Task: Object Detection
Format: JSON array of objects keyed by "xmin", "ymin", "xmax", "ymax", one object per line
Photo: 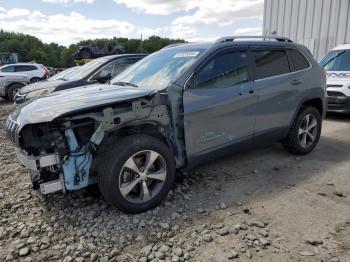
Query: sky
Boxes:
[{"xmin": 0, "ymin": 0, "xmax": 263, "ymax": 46}]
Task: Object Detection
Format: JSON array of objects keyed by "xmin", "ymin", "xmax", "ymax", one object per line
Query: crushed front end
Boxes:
[
  {"xmin": 5, "ymin": 115, "xmax": 95, "ymax": 195},
  {"xmin": 5, "ymin": 92, "xmax": 170, "ymax": 196}
]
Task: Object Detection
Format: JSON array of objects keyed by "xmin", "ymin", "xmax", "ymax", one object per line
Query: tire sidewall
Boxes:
[
  {"xmin": 7, "ymin": 84, "xmax": 23, "ymax": 102},
  {"xmin": 292, "ymin": 107, "xmax": 322, "ymax": 154},
  {"xmin": 99, "ymin": 135, "xmax": 175, "ymax": 213}
]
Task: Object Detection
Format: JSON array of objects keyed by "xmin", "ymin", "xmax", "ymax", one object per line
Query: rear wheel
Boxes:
[
  {"xmin": 30, "ymin": 77, "xmax": 41, "ymax": 83},
  {"xmin": 283, "ymin": 106, "xmax": 322, "ymax": 155},
  {"xmin": 7, "ymin": 83, "xmax": 23, "ymax": 102},
  {"xmin": 98, "ymin": 134, "xmax": 176, "ymax": 213}
]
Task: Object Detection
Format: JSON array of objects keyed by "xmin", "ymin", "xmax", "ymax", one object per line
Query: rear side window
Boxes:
[
  {"xmin": 253, "ymin": 50, "xmax": 291, "ymax": 80},
  {"xmin": 286, "ymin": 49, "xmax": 310, "ymax": 71},
  {"xmin": 15, "ymin": 65, "xmax": 37, "ymax": 72},
  {"xmin": 195, "ymin": 51, "xmax": 249, "ymax": 89}
]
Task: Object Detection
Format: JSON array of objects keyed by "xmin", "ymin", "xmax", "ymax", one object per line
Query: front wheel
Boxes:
[
  {"xmin": 98, "ymin": 135, "xmax": 176, "ymax": 213},
  {"xmin": 283, "ymin": 106, "xmax": 322, "ymax": 155},
  {"xmin": 7, "ymin": 83, "xmax": 23, "ymax": 102}
]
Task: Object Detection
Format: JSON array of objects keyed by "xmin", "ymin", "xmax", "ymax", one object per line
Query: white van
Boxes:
[{"xmin": 320, "ymin": 44, "xmax": 350, "ymax": 113}]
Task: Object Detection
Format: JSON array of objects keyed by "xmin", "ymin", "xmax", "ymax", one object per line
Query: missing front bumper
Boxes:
[
  {"xmin": 15, "ymin": 148, "xmax": 60, "ymax": 171},
  {"xmin": 16, "ymin": 148, "xmax": 64, "ymax": 195}
]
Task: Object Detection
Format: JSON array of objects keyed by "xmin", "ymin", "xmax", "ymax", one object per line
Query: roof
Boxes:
[
  {"xmin": 331, "ymin": 43, "xmax": 350, "ymax": 51},
  {"xmin": 163, "ymin": 36, "xmax": 298, "ymax": 51},
  {"xmin": 1, "ymin": 63, "xmax": 42, "ymax": 67}
]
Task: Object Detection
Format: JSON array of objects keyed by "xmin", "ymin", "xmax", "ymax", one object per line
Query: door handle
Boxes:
[{"xmin": 291, "ymin": 79, "xmax": 302, "ymax": 85}]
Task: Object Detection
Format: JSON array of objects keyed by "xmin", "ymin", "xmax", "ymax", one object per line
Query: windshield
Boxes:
[
  {"xmin": 320, "ymin": 50, "xmax": 350, "ymax": 71},
  {"xmin": 66, "ymin": 57, "xmax": 108, "ymax": 80},
  {"xmin": 49, "ymin": 66, "xmax": 79, "ymax": 81},
  {"xmin": 111, "ymin": 48, "xmax": 205, "ymax": 89}
]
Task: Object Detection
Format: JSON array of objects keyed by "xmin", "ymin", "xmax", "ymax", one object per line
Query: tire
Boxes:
[
  {"xmin": 283, "ymin": 106, "xmax": 322, "ymax": 155},
  {"xmin": 30, "ymin": 77, "xmax": 41, "ymax": 83},
  {"xmin": 7, "ymin": 83, "xmax": 23, "ymax": 102},
  {"xmin": 98, "ymin": 134, "xmax": 176, "ymax": 213},
  {"xmin": 80, "ymin": 49, "xmax": 92, "ymax": 59}
]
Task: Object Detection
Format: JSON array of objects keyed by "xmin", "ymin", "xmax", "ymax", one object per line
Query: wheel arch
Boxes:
[
  {"xmin": 91, "ymin": 122, "xmax": 176, "ymax": 175},
  {"xmin": 5, "ymin": 81, "xmax": 25, "ymax": 95},
  {"xmin": 290, "ymin": 97, "xmax": 324, "ymax": 128},
  {"xmin": 107, "ymin": 122, "xmax": 173, "ymax": 149}
]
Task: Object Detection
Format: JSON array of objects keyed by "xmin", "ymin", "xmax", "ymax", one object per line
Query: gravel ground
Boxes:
[{"xmin": 0, "ymin": 99, "xmax": 350, "ymax": 262}]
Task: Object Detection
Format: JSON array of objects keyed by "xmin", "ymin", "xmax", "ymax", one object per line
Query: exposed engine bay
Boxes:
[{"xmin": 9, "ymin": 93, "xmax": 178, "ymax": 195}]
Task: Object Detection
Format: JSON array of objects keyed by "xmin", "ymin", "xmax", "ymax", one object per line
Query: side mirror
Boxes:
[{"xmin": 95, "ymin": 73, "xmax": 111, "ymax": 84}]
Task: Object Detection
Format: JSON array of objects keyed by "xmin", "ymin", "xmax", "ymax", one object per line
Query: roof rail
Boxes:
[
  {"xmin": 161, "ymin": 43, "xmax": 184, "ymax": 49},
  {"xmin": 214, "ymin": 36, "xmax": 293, "ymax": 44}
]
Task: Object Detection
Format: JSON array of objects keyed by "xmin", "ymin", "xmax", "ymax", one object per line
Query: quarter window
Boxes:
[
  {"xmin": 253, "ymin": 50, "xmax": 291, "ymax": 80},
  {"xmin": 286, "ymin": 49, "xmax": 310, "ymax": 71},
  {"xmin": 195, "ymin": 51, "xmax": 249, "ymax": 89}
]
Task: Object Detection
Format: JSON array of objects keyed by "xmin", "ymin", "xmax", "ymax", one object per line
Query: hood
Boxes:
[
  {"xmin": 19, "ymin": 79, "xmax": 67, "ymax": 94},
  {"xmin": 12, "ymin": 84, "xmax": 158, "ymax": 128}
]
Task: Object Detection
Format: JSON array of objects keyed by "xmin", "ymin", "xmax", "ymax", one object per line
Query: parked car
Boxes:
[
  {"xmin": 6, "ymin": 36, "xmax": 326, "ymax": 213},
  {"xmin": 0, "ymin": 73, "xmax": 30, "ymax": 101},
  {"xmin": 15, "ymin": 54, "xmax": 146, "ymax": 104},
  {"xmin": 320, "ymin": 44, "xmax": 350, "ymax": 113},
  {"xmin": 73, "ymin": 44, "xmax": 125, "ymax": 60},
  {"xmin": 0, "ymin": 63, "xmax": 49, "ymax": 83}
]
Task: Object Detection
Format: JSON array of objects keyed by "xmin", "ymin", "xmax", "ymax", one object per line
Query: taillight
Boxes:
[{"xmin": 44, "ymin": 68, "xmax": 49, "ymax": 77}]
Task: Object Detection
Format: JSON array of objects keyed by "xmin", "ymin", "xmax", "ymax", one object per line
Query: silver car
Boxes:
[{"xmin": 0, "ymin": 73, "xmax": 30, "ymax": 101}]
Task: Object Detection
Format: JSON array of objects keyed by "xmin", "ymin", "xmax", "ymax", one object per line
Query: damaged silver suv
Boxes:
[{"xmin": 6, "ymin": 36, "xmax": 326, "ymax": 213}]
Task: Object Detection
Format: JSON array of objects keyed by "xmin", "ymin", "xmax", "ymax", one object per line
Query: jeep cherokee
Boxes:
[{"xmin": 6, "ymin": 36, "xmax": 326, "ymax": 213}]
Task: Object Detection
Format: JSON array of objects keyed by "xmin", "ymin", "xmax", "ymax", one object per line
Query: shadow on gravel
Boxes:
[
  {"xmin": 326, "ymin": 112, "xmax": 350, "ymax": 122},
  {"xmin": 43, "ymin": 132, "xmax": 350, "ymax": 226}
]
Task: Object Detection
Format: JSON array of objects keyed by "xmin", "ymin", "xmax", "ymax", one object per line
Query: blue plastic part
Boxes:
[{"xmin": 63, "ymin": 129, "xmax": 92, "ymax": 190}]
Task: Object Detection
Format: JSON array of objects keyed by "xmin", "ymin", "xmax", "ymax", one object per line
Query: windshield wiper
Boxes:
[{"xmin": 112, "ymin": 81, "xmax": 138, "ymax": 87}]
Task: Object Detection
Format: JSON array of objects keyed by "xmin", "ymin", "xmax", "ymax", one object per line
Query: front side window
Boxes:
[
  {"xmin": 195, "ymin": 51, "xmax": 249, "ymax": 89},
  {"xmin": 1, "ymin": 66, "xmax": 15, "ymax": 72},
  {"xmin": 111, "ymin": 48, "xmax": 205, "ymax": 90},
  {"xmin": 253, "ymin": 50, "xmax": 291, "ymax": 80},
  {"xmin": 321, "ymin": 50, "xmax": 350, "ymax": 71}
]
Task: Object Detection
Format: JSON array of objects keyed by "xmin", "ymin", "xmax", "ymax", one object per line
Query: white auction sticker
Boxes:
[{"xmin": 174, "ymin": 51, "xmax": 199, "ymax": 58}]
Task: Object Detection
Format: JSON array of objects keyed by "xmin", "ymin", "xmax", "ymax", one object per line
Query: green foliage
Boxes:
[{"xmin": 0, "ymin": 31, "xmax": 186, "ymax": 68}]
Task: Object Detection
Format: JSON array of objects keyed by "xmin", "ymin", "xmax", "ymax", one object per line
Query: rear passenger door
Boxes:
[
  {"xmin": 183, "ymin": 47, "xmax": 258, "ymax": 157},
  {"xmin": 251, "ymin": 47, "xmax": 303, "ymax": 138},
  {"xmin": 15, "ymin": 65, "xmax": 38, "ymax": 78}
]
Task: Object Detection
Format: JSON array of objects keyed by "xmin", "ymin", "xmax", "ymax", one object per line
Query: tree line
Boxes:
[{"xmin": 0, "ymin": 30, "xmax": 185, "ymax": 68}]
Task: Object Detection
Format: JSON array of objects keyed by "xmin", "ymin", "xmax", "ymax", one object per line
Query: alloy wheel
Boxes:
[
  {"xmin": 298, "ymin": 114, "xmax": 318, "ymax": 148},
  {"xmin": 119, "ymin": 150, "xmax": 167, "ymax": 204}
]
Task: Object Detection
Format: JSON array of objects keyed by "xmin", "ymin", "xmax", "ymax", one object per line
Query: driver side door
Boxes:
[{"xmin": 183, "ymin": 47, "xmax": 258, "ymax": 162}]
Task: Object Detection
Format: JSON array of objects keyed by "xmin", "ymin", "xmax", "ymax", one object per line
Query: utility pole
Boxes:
[{"xmin": 140, "ymin": 34, "xmax": 143, "ymax": 53}]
